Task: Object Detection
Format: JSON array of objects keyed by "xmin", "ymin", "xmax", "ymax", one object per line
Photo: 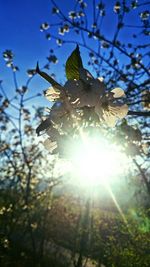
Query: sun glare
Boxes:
[{"xmin": 69, "ymin": 136, "xmax": 129, "ymax": 187}]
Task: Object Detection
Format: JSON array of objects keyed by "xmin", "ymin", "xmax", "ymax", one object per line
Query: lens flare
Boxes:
[{"xmin": 69, "ymin": 136, "xmax": 129, "ymax": 187}]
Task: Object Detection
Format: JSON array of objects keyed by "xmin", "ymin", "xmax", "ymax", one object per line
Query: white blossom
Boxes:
[
  {"xmin": 64, "ymin": 68, "xmax": 105, "ymax": 107},
  {"xmin": 95, "ymin": 88, "xmax": 128, "ymax": 127},
  {"xmin": 43, "ymin": 69, "xmax": 128, "ymax": 130},
  {"xmin": 43, "ymin": 138, "xmax": 57, "ymax": 153},
  {"xmin": 40, "ymin": 23, "xmax": 49, "ymax": 32},
  {"xmin": 44, "ymin": 87, "xmax": 61, "ymax": 101}
]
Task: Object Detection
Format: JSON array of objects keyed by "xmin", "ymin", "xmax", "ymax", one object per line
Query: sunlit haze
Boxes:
[{"xmin": 66, "ymin": 136, "xmax": 130, "ymax": 187}]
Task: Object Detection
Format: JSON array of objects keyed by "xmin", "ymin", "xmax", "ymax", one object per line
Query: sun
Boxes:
[{"xmin": 69, "ymin": 136, "xmax": 129, "ymax": 187}]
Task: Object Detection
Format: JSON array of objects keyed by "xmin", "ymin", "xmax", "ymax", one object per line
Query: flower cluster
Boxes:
[
  {"xmin": 36, "ymin": 46, "xmax": 128, "ymax": 156},
  {"xmin": 3, "ymin": 50, "xmax": 19, "ymax": 71},
  {"xmin": 44, "ymin": 69, "xmax": 128, "ymax": 124}
]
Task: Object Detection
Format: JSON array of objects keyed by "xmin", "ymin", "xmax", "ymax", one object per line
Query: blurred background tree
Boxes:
[{"xmin": 0, "ymin": 0, "xmax": 150, "ymax": 266}]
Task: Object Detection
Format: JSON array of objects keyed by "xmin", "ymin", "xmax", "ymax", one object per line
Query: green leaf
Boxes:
[{"xmin": 65, "ymin": 45, "xmax": 83, "ymax": 80}]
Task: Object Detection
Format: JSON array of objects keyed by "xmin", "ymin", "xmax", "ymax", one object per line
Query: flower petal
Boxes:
[
  {"xmin": 97, "ymin": 77, "xmax": 104, "ymax": 82},
  {"xmin": 109, "ymin": 104, "xmax": 128, "ymax": 119},
  {"xmin": 43, "ymin": 138, "xmax": 57, "ymax": 152},
  {"xmin": 103, "ymin": 112, "xmax": 117, "ymax": 127},
  {"xmin": 95, "ymin": 102, "xmax": 128, "ymax": 127},
  {"xmin": 111, "ymin": 88, "xmax": 125, "ymax": 98},
  {"xmin": 95, "ymin": 104, "xmax": 118, "ymax": 127},
  {"xmin": 44, "ymin": 87, "xmax": 60, "ymax": 101}
]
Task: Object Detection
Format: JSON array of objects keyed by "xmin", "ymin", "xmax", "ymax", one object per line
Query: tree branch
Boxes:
[{"xmin": 128, "ymin": 110, "xmax": 150, "ymax": 116}]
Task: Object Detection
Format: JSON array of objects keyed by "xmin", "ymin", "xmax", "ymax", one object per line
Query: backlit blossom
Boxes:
[
  {"xmin": 95, "ymin": 88, "xmax": 128, "ymax": 127},
  {"xmin": 43, "ymin": 138, "xmax": 57, "ymax": 153},
  {"xmin": 64, "ymin": 68, "xmax": 128, "ymax": 127},
  {"xmin": 37, "ymin": 66, "xmax": 128, "ymax": 155},
  {"xmin": 43, "ymin": 68, "xmax": 128, "ymax": 128},
  {"xmin": 44, "ymin": 87, "xmax": 61, "ymax": 102},
  {"xmin": 64, "ymin": 68, "xmax": 105, "ymax": 107}
]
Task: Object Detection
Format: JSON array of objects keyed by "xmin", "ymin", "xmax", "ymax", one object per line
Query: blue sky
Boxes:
[
  {"xmin": 0, "ymin": 0, "xmax": 52, "ymax": 98},
  {"xmin": 0, "ymin": 0, "xmax": 149, "ymax": 102},
  {"xmin": 0, "ymin": 0, "xmax": 52, "ymax": 67}
]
